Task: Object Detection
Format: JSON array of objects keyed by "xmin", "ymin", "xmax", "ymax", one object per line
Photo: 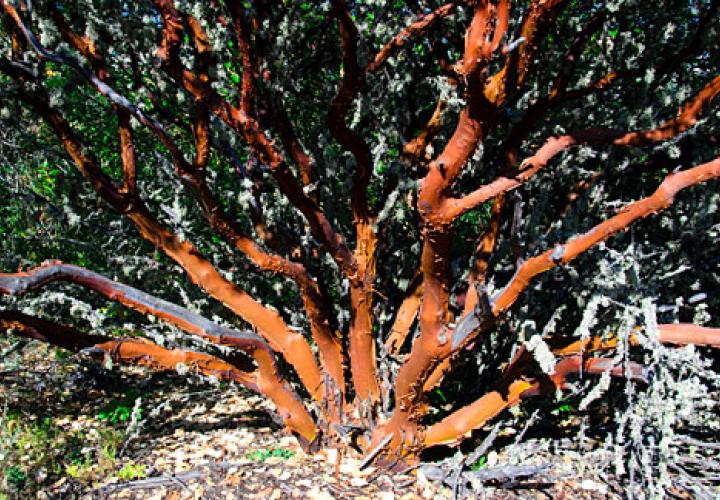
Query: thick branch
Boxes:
[
  {"xmin": 424, "ymin": 356, "xmax": 645, "ymax": 447},
  {"xmin": 446, "ymin": 158, "xmax": 720, "ymax": 355},
  {"xmin": 11, "ymin": 87, "xmax": 326, "ymax": 404},
  {"xmin": 490, "ymin": 157, "xmax": 720, "ymax": 316},
  {"xmin": 654, "ymin": 324, "xmax": 720, "ymax": 348},
  {"xmin": 0, "ymin": 3, "xmax": 342, "ymax": 404},
  {"xmin": 327, "ymin": 0, "xmax": 382, "ymax": 402},
  {"xmin": 0, "ymin": 262, "xmax": 267, "ymax": 351},
  {"xmin": 0, "ymin": 310, "xmax": 317, "ymax": 444}
]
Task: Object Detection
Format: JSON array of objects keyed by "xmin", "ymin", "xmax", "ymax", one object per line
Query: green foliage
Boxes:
[
  {"xmin": 0, "ymin": 408, "xmax": 125, "ymax": 493},
  {"xmin": 245, "ymin": 447, "xmax": 295, "ymax": 462},
  {"xmin": 98, "ymin": 391, "xmax": 143, "ymax": 426},
  {"xmin": 117, "ymin": 462, "xmax": 146, "ymax": 481},
  {"xmin": 469, "ymin": 455, "xmax": 487, "ymax": 471},
  {"xmin": 3, "ymin": 466, "xmax": 25, "ymax": 490},
  {"xmin": 452, "ymin": 202, "xmax": 494, "ymax": 255}
]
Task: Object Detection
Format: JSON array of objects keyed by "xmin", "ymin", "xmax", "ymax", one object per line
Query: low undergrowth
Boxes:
[{"xmin": 0, "ymin": 338, "xmax": 147, "ymax": 495}]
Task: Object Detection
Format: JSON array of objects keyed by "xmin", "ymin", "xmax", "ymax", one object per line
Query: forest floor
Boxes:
[{"xmin": 0, "ymin": 336, "xmax": 637, "ymax": 498}]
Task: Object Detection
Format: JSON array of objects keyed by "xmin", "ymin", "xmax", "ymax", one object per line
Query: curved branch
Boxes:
[
  {"xmin": 327, "ymin": 0, "xmax": 374, "ymax": 223},
  {"xmin": 0, "ymin": 310, "xmax": 317, "ymax": 444},
  {"xmin": 502, "ymin": 0, "xmax": 719, "ymax": 168},
  {"xmin": 11, "ymin": 87, "xmax": 326, "ymax": 404},
  {"xmin": 327, "ymin": 0, "xmax": 382, "ymax": 402},
  {"xmin": 48, "ymin": 2, "xmax": 140, "ymax": 193},
  {"xmin": 424, "ymin": 356, "xmax": 646, "ymax": 447},
  {"xmin": 434, "ymin": 157, "xmax": 720, "ymax": 355},
  {"xmin": 443, "ymin": 73, "xmax": 720, "ymax": 221},
  {"xmin": 153, "ymin": 0, "xmax": 357, "ymax": 280},
  {"xmin": 366, "ymin": 2, "xmax": 457, "ymax": 74},
  {"xmin": 429, "ymin": 321, "xmax": 720, "ymax": 447},
  {"xmin": 489, "ymin": 157, "xmax": 720, "ymax": 317},
  {"xmin": 0, "ymin": 3, "xmax": 342, "ymax": 404},
  {"xmin": 401, "ymin": 98, "xmax": 446, "ymax": 167},
  {"xmin": 0, "ymin": 262, "xmax": 266, "ymax": 351}
]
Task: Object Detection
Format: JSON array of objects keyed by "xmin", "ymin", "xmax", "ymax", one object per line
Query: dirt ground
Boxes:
[{"xmin": 0, "ymin": 336, "xmax": 657, "ymax": 499}]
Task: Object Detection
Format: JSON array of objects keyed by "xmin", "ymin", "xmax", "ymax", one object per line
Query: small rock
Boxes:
[
  {"xmin": 350, "ymin": 476, "xmax": 367, "ymax": 487},
  {"xmin": 580, "ymin": 479, "xmax": 607, "ymax": 494}
]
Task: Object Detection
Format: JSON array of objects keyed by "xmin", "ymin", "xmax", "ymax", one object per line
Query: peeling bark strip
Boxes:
[
  {"xmin": 0, "ymin": 311, "xmax": 317, "ymax": 443},
  {"xmin": 385, "ymin": 275, "xmax": 424, "ymax": 354}
]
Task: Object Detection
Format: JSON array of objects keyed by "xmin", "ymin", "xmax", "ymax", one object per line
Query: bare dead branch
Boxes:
[{"xmin": 0, "ymin": 262, "xmax": 268, "ymax": 351}]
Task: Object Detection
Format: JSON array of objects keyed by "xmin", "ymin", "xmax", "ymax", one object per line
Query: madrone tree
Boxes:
[{"xmin": 1, "ymin": 0, "xmax": 719, "ymax": 470}]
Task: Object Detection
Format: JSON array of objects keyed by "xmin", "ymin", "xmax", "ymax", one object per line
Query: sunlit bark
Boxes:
[{"xmin": 1, "ymin": 0, "xmax": 718, "ymax": 467}]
